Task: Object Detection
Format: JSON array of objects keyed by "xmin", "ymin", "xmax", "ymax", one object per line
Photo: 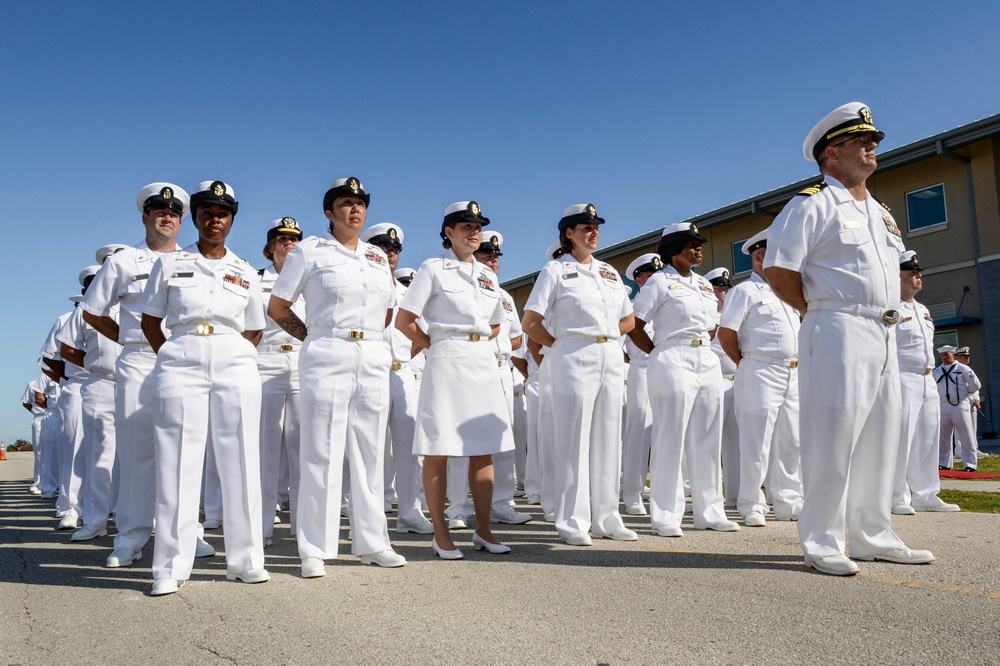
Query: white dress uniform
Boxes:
[
  {"xmin": 58, "ymin": 301, "xmax": 123, "ymax": 531},
  {"xmin": 257, "ymin": 263, "xmax": 304, "ymax": 540},
  {"xmin": 711, "ymin": 332, "xmax": 740, "ymax": 508},
  {"xmin": 520, "ymin": 342, "xmax": 544, "ymax": 502},
  {"xmin": 893, "ymin": 299, "xmax": 949, "ymax": 508},
  {"xmin": 719, "ymin": 272, "xmax": 804, "ymax": 520},
  {"xmin": 934, "ymin": 360, "xmax": 981, "ymax": 470},
  {"xmin": 82, "ymin": 240, "xmax": 180, "ymax": 561},
  {"xmin": 523, "ymin": 254, "xmax": 631, "ymax": 540},
  {"xmin": 765, "ymin": 176, "xmax": 908, "ymax": 561},
  {"xmin": 24, "ymin": 376, "xmax": 49, "ymax": 490},
  {"xmin": 50, "ymin": 310, "xmax": 88, "ymax": 524},
  {"xmin": 142, "ymin": 244, "xmax": 266, "ymax": 581},
  {"xmin": 271, "ymin": 231, "xmax": 395, "ymax": 561},
  {"xmin": 622, "ymin": 325, "xmax": 653, "ymax": 509},
  {"xmin": 38, "ymin": 372, "xmax": 62, "ymax": 496},
  {"xmin": 400, "ymin": 250, "xmax": 513, "ymax": 457},
  {"xmin": 632, "ymin": 265, "xmax": 732, "ymax": 532}
]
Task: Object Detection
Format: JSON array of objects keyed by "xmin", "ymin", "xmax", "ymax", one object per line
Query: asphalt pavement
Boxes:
[{"xmin": 2, "ymin": 451, "xmax": 998, "ymax": 665}]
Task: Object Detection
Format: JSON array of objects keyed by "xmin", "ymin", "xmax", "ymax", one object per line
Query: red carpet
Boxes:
[{"xmin": 939, "ymin": 469, "xmax": 1000, "ymax": 479}]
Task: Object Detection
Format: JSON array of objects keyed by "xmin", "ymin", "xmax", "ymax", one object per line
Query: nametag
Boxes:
[
  {"xmin": 262, "ymin": 287, "xmax": 272, "ymax": 293},
  {"xmin": 562, "ymin": 273, "xmax": 578, "ymax": 280},
  {"xmin": 669, "ymin": 283, "xmax": 684, "ymax": 290},
  {"xmin": 131, "ymin": 273, "xmax": 150, "ymax": 282},
  {"xmin": 171, "ymin": 272, "xmax": 194, "ymax": 278},
  {"xmin": 843, "ymin": 221, "xmax": 861, "ymax": 229},
  {"xmin": 902, "ymin": 316, "xmax": 912, "ymax": 323},
  {"xmin": 761, "ymin": 298, "xmax": 773, "ymax": 304}
]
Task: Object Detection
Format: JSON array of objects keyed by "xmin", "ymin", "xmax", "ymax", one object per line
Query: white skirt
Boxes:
[{"xmin": 413, "ymin": 339, "xmax": 515, "ymax": 457}]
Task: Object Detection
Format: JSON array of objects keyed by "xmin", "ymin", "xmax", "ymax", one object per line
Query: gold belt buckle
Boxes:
[
  {"xmin": 882, "ymin": 309, "xmax": 899, "ymax": 326},
  {"xmin": 196, "ymin": 323, "xmax": 214, "ymax": 335},
  {"xmin": 391, "ymin": 361, "xmax": 402, "ymax": 371},
  {"xmin": 596, "ymin": 336, "xmax": 608, "ymax": 343},
  {"xmin": 468, "ymin": 333, "xmax": 481, "ymax": 342},
  {"xmin": 349, "ymin": 329, "xmax": 365, "ymax": 340},
  {"xmin": 923, "ymin": 368, "xmax": 931, "ymax": 375},
  {"xmin": 279, "ymin": 344, "xmax": 294, "ymax": 352},
  {"xmin": 691, "ymin": 338, "xmax": 703, "ymax": 347},
  {"xmin": 789, "ymin": 359, "xmax": 799, "ymax": 369},
  {"xmin": 497, "ymin": 359, "xmax": 504, "ymax": 367}
]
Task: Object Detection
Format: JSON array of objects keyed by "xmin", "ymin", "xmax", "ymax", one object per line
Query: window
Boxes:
[
  {"xmin": 933, "ymin": 329, "xmax": 959, "ymax": 365},
  {"xmin": 731, "ymin": 240, "xmax": 753, "ymax": 275},
  {"xmin": 905, "ymin": 184, "xmax": 947, "ymax": 232}
]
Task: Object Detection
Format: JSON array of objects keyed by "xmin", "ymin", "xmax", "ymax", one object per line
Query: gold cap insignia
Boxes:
[
  {"xmin": 469, "ymin": 201, "xmax": 480, "ymax": 216},
  {"xmin": 911, "ymin": 253, "xmax": 918, "ymax": 263},
  {"xmin": 491, "ymin": 235, "xmax": 500, "ymax": 248},
  {"xmin": 653, "ymin": 257, "xmax": 662, "ymax": 268},
  {"xmin": 211, "ymin": 181, "xmax": 226, "ymax": 197},
  {"xmin": 860, "ymin": 106, "xmax": 873, "ymax": 124},
  {"xmin": 389, "ymin": 228, "xmax": 397, "ymax": 239},
  {"xmin": 347, "ymin": 177, "xmax": 360, "ymax": 192},
  {"xmin": 160, "ymin": 186, "xmax": 173, "ymax": 200},
  {"xmin": 722, "ymin": 269, "xmax": 729, "ymax": 279},
  {"xmin": 281, "ymin": 217, "xmax": 299, "ymax": 230},
  {"xmin": 691, "ymin": 223, "xmax": 700, "ymax": 235},
  {"xmin": 585, "ymin": 203, "xmax": 597, "ymax": 218}
]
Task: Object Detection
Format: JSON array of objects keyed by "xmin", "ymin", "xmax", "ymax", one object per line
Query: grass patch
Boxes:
[
  {"xmin": 943, "ymin": 454, "xmax": 999, "ymax": 477},
  {"xmin": 937, "ymin": 490, "xmax": 1000, "ymax": 514}
]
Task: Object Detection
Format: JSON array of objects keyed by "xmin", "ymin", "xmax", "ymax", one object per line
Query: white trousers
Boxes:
[
  {"xmin": 387, "ymin": 364, "xmax": 424, "ymax": 525},
  {"xmin": 258, "ymin": 351, "xmax": 301, "ymax": 539},
  {"xmin": 939, "ymin": 401, "xmax": 977, "ymax": 469},
  {"xmin": 152, "ymin": 334, "xmax": 264, "ymax": 580},
  {"xmin": 31, "ymin": 415, "xmax": 43, "ymax": 487},
  {"xmin": 80, "ymin": 373, "xmax": 117, "ymax": 527},
  {"xmin": 522, "ymin": 372, "xmax": 543, "ymax": 498},
  {"xmin": 647, "ymin": 345, "xmax": 728, "ymax": 530},
  {"xmin": 297, "ymin": 336, "xmax": 392, "ymax": 560},
  {"xmin": 202, "ymin": 445, "xmax": 224, "ymax": 524},
  {"xmin": 622, "ymin": 362, "xmax": 652, "ymax": 505},
  {"xmin": 56, "ymin": 380, "xmax": 85, "ymax": 519},
  {"xmin": 537, "ymin": 360, "xmax": 557, "ymax": 514},
  {"xmin": 512, "ymin": 372, "xmax": 528, "ymax": 488},
  {"xmin": 549, "ymin": 338, "xmax": 626, "ymax": 539},
  {"xmin": 797, "ymin": 310, "xmax": 904, "ymax": 560},
  {"xmin": 894, "ymin": 372, "xmax": 943, "ymax": 507},
  {"xmin": 734, "ymin": 359, "xmax": 803, "ymax": 518},
  {"xmin": 719, "ymin": 376, "xmax": 740, "ymax": 506},
  {"xmin": 39, "ymin": 407, "xmax": 61, "ymax": 494},
  {"xmin": 112, "ymin": 347, "xmax": 158, "ymax": 553}
]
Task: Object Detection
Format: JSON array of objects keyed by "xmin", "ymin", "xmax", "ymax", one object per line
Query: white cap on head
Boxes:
[
  {"xmin": 704, "ymin": 267, "xmax": 731, "ymax": 285},
  {"xmin": 937, "ymin": 345, "xmax": 957, "ymax": 354},
  {"xmin": 546, "ymin": 240, "xmax": 562, "ymax": 261},
  {"xmin": 136, "ymin": 182, "xmax": 189, "ymax": 216},
  {"xmin": 79, "ymin": 265, "xmax": 101, "ymax": 286},
  {"xmin": 96, "ymin": 244, "xmax": 130, "ymax": 264},
  {"xmin": 267, "ymin": 217, "xmax": 303, "ymax": 240},
  {"xmin": 660, "ymin": 221, "xmax": 707, "ymax": 242},
  {"xmin": 361, "ymin": 222, "xmax": 404, "ymax": 244},
  {"xmin": 742, "ymin": 230, "xmax": 768, "ymax": 255},
  {"xmin": 803, "ymin": 102, "xmax": 884, "ymax": 163},
  {"xmin": 481, "ymin": 230, "xmax": 504, "ymax": 248},
  {"xmin": 394, "ymin": 267, "xmax": 416, "ymax": 281},
  {"xmin": 626, "ymin": 252, "xmax": 662, "ymax": 280},
  {"xmin": 69, "ymin": 294, "xmax": 82, "ymax": 303}
]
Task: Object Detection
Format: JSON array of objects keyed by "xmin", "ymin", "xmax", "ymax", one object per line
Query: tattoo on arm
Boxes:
[{"xmin": 276, "ymin": 313, "xmax": 308, "ymax": 341}]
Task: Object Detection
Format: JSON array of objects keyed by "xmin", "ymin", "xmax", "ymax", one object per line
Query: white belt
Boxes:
[
  {"xmin": 812, "ymin": 301, "xmax": 899, "ymax": 326},
  {"xmin": 171, "ymin": 322, "xmax": 241, "ymax": 336},
  {"xmin": 899, "ymin": 365, "xmax": 932, "ymax": 375},
  {"xmin": 431, "ymin": 332, "xmax": 487, "ymax": 343},
  {"xmin": 743, "ymin": 351, "xmax": 798, "ymax": 368},
  {"xmin": 310, "ymin": 327, "xmax": 383, "ymax": 341},
  {"xmin": 259, "ymin": 343, "xmax": 299, "ymax": 353},
  {"xmin": 655, "ymin": 336, "xmax": 709, "ymax": 349}
]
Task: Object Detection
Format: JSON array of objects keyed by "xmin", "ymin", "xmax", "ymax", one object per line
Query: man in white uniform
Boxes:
[
  {"xmin": 764, "ymin": 102, "xmax": 935, "ymax": 575},
  {"xmin": 954, "ymin": 347, "xmax": 985, "ymax": 460},
  {"xmin": 705, "ymin": 267, "xmax": 740, "ymax": 510},
  {"xmin": 719, "ymin": 230, "xmax": 804, "ymax": 527},
  {"xmin": 935, "ymin": 345, "xmax": 981, "ymax": 472},
  {"xmin": 892, "ymin": 252, "xmax": 960, "ymax": 513},
  {"xmin": 22, "ymin": 376, "xmax": 49, "ymax": 494}
]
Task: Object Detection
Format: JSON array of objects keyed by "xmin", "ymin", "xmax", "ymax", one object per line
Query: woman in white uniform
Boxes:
[
  {"xmin": 268, "ymin": 177, "xmax": 405, "ymax": 578},
  {"xmin": 521, "ymin": 204, "xmax": 636, "ymax": 546},
  {"xmin": 141, "ymin": 180, "xmax": 269, "ymax": 596},
  {"xmin": 395, "ymin": 201, "xmax": 514, "ymax": 559},
  {"xmin": 629, "ymin": 222, "xmax": 740, "ymax": 536},
  {"xmin": 257, "ymin": 217, "xmax": 304, "ymax": 545}
]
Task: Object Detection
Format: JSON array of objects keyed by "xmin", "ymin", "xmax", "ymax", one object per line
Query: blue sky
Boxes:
[{"xmin": 1, "ymin": 1, "xmax": 997, "ymax": 442}]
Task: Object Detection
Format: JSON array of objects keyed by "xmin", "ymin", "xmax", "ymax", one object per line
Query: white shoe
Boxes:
[
  {"xmin": 432, "ymin": 537, "xmax": 464, "ymax": 560},
  {"xmin": 652, "ymin": 525, "xmax": 683, "ymax": 537},
  {"xmin": 227, "ymin": 568, "xmax": 270, "ymax": 583},
  {"xmin": 543, "ymin": 511, "xmax": 555, "ymax": 522},
  {"xmin": 29, "ymin": 485, "xmax": 41, "ymax": 495},
  {"xmin": 807, "ymin": 554, "xmax": 860, "ymax": 576},
  {"xmin": 600, "ymin": 527, "xmax": 639, "ymax": 541},
  {"xmin": 625, "ymin": 502, "xmax": 647, "ymax": 516},
  {"xmin": 71, "ymin": 524, "xmax": 107, "ymax": 541},
  {"xmin": 360, "ymin": 549, "xmax": 406, "ymax": 567},
  {"xmin": 106, "ymin": 547, "xmax": 141, "ymax": 568},
  {"xmin": 525, "ymin": 494, "xmax": 541, "ymax": 505},
  {"xmin": 151, "ymin": 579, "xmax": 181, "ymax": 596},
  {"xmin": 891, "ymin": 504, "xmax": 916, "ymax": 516},
  {"xmin": 301, "ymin": 557, "xmax": 326, "ymax": 578},
  {"xmin": 273, "ymin": 515, "xmax": 281, "ymax": 524},
  {"xmin": 202, "ymin": 519, "xmax": 222, "ymax": 530},
  {"xmin": 744, "ymin": 511, "xmax": 766, "ymax": 527},
  {"xmin": 264, "ymin": 538, "xmax": 273, "ymax": 547},
  {"xmin": 447, "ymin": 517, "xmax": 467, "ymax": 530},
  {"xmin": 913, "ymin": 500, "xmax": 961, "ymax": 513},
  {"xmin": 561, "ymin": 532, "xmax": 592, "ymax": 546},
  {"xmin": 397, "ymin": 518, "xmax": 434, "ymax": 534},
  {"xmin": 513, "ymin": 485, "xmax": 527, "ymax": 498},
  {"xmin": 700, "ymin": 520, "xmax": 740, "ymax": 532},
  {"xmin": 976, "ymin": 450, "xmax": 989, "ymax": 459},
  {"xmin": 641, "ymin": 486, "xmax": 651, "ymax": 500},
  {"xmin": 491, "ymin": 505, "xmax": 532, "ymax": 525},
  {"xmin": 854, "ymin": 547, "xmax": 935, "ymax": 564},
  {"xmin": 57, "ymin": 514, "xmax": 79, "ymax": 530},
  {"xmin": 195, "ymin": 537, "xmax": 215, "ymax": 558},
  {"xmin": 473, "ymin": 532, "xmax": 511, "ymax": 554}
]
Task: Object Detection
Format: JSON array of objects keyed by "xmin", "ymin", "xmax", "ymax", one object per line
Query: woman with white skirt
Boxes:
[
  {"xmin": 395, "ymin": 200, "xmax": 514, "ymax": 559},
  {"xmin": 521, "ymin": 204, "xmax": 636, "ymax": 546},
  {"xmin": 628, "ymin": 222, "xmax": 741, "ymax": 536}
]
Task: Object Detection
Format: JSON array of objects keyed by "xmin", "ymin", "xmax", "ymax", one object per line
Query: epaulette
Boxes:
[
  {"xmin": 796, "ymin": 182, "xmax": 827, "ymax": 197},
  {"xmin": 257, "ymin": 268, "xmax": 265, "ymax": 277},
  {"xmin": 872, "ymin": 195, "xmax": 891, "ymax": 212}
]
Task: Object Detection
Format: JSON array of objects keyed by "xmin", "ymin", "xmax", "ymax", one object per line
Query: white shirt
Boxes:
[
  {"xmin": 894, "ymin": 299, "xmax": 935, "ymax": 371},
  {"xmin": 385, "ymin": 280, "xmax": 415, "ymax": 362},
  {"xmin": 523, "ymin": 255, "xmax": 632, "ymax": 339},
  {"xmin": 258, "ymin": 264, "xmax": 304, "ymax": 350},
  {"xmin": 719, "ymin": 272, "xmax": 800, "ymax": 360},
  {"xmin": 55, "ymin": 305, "xmax": 122, "ymax": 377},
  {"xmin": 141, "ymin": 244, "xmax": 265, "ymax": 333},
  {"xmin": 399, "ymin": 250, "xmax": 504, "ymax": 341},
  {"xmin": 764, "ymin": 176, "xmax": 905, "ymax": 309},
  {"xmin": 933, "ymin": 362, "xmax": 981, "ymax": 406},
  {"xmin": 82, "ymin": 240, "xmax": 180, "ymax": 345},
  {"xmin": 270, "ymin": 232, "xmax": 393, "ymax": 333},
  {"xmin": 631, "ymin": 265, "xmax": 717, "ymax": 344},
  {"xmin": 493, "ymin": 287, "xmax": 523, "ymax": 361}
]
